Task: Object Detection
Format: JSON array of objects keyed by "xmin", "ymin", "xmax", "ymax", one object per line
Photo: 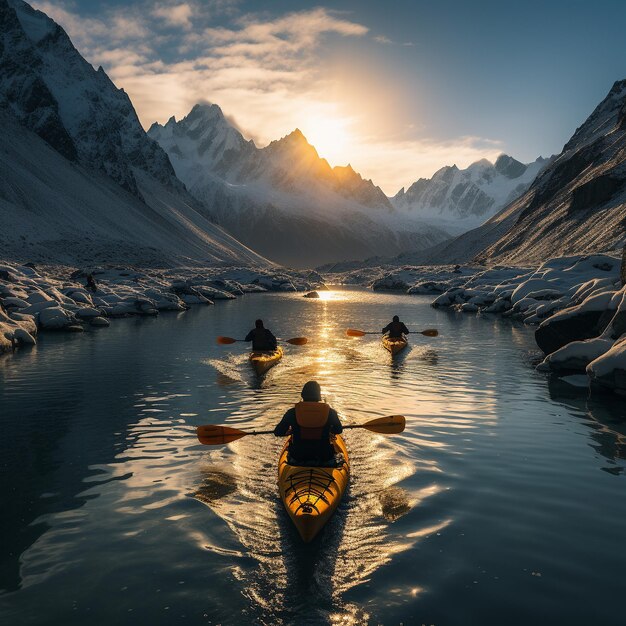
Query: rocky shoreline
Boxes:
[
  {"xmin": 329, "ymin": 252, "xmax": 626, "ymax": 396},
  {"xmin": 0, "ymin": 262, "xmax": 322, "ymax": 355}
]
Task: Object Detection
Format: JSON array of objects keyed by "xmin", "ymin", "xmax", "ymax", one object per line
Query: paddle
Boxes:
[
  {"xmin": 217, "ymin": 336, "xmax": 308, "ymax": 345},
  {"xmin": 346, "ymin": 328, "xmax": 438, "ymax": 337},
  {"xmin": 196, "ymin": 415, "xmax": 405, "ymax": 445}
]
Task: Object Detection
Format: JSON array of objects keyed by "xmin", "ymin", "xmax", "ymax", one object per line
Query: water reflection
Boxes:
[
  {"xmin": 547, "ymin": 375, "xmax": 626, "ymax": 473},
  {"xmin": 1, "ymin": 288, "xmax": 626, "ymax": 626}
]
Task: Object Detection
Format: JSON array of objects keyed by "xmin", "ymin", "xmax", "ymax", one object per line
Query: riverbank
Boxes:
[
  {"xmin": 0, "ymin": 261, "xmax": 322, "ymax": 354},
  {"xmin": 327, "ymin": 253, "xmax": 626, "ymax": 396}
]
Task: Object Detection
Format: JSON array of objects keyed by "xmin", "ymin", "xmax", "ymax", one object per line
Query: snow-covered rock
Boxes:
[
  {"xmin": 2, "ymin": 297, "xmax": 29, "ymax": 309},
  {"xmin": 38, "ymin": 306, "xmax": 77, "ymax": 329},
  {"xmin": 0, "ymin": 261, "xmax": 317, "ymax": 353},
  {"xmin": 538, "ymin": 337, "xmax": 615, "ymax": 372},
  {"xmin": 535, "ymin": 289, "xmax": 618, "ymax": 355},
  {"xmin": 587, "ymin": 335, "xmax": 626, "ymax": 395},
  {"xmin": 76, "ymin": 307, "xmax": 104, "ymax": 318},
  {"xmin": 13, "ymin": 328, "xmax": 36, "ymax": 345}
]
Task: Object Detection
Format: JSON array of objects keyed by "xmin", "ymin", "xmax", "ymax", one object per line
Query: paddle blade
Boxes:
[
  {"xmin": 419, "ymin": 329, "xmax": 439, "ymax": 337},
  {"xmin": 286, "ymin": 337, "xmax": 308, "ymax": 345},
  {"xmin": 346, "ymin": 328, "xmax": 366, "ymax": 337},
  {"xmin": 197, "ymin": 425, "xmax": 247, "ymax": 445},
  {"xmin": 359, "ymin": 415, "xmax": 405, "ymax": 434},
  {"xmin": 217, "ymin": 336, "xmax": 238, "ymax": 345}
]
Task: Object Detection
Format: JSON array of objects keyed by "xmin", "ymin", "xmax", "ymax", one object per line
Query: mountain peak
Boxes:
[
  {"xmin": 285, "ymin": 128, "xmax": 309, "ymax": 144},
  {"xmin": 188, "ymin": 102, "xmax": 224, "ymax": 121},
  {"xmin": 467, "ymin": 158, "xmax": 493, "ymax": 170},
  {"xmin": 494, "ymin": 154, "xmax": 526, "ymax": 178}
]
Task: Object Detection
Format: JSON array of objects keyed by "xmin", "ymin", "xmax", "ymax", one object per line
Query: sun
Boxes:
[{"xmin": 300, "ymin": 116, "xmax": 352, "ymax": 166}]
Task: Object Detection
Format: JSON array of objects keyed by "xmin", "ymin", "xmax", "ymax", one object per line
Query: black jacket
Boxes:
[
  {"xmin": 274, "ymin": 406, "xmax": 343, "ymax": 462},
  {"xmin": 382, "ymin": 321, "xmax": 409, "ymax": 338},
  {"xmin": 244, "ymin": 328, "xmax": 277, "ymax": 351}
]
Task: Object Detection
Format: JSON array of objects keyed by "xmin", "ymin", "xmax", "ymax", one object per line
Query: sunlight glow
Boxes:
[
  {"xmin": 300, "ymin": 117, "xmax": 353, "ymax": 166},
  {"xmin": 316, "ymin": 290, "xmax": 336, "ymax": 301}
]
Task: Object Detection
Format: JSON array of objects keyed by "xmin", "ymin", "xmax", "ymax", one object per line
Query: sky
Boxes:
[{"xmin": 31, "ymin": 0, "xmax": 626, "ymax": 194}]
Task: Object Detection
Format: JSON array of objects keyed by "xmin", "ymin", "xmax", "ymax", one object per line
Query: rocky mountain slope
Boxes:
[
  {"xmin": 0, "ymin": 111, "xmax": 267, "ymax": 266},
  {"xmin": 392, "ymin": 155, "xmax": 549, "ymax": 234},
  {"xmin": 149, "ymin": 104, "xmax": 450, "ymax": 267},
  {"xmin": 0, "ymin": 0, "xmax": 269, "ymax": 267},
  {"xmin": 393, "ymin": 80, "xmax": 626, "ymax": 266}
]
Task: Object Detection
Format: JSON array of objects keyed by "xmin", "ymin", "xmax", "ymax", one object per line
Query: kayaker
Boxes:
[
  {"xmin": 382, "ymin": 315, "xmax": 409, "ymax": 338},
  {"xmin": 274, "ymin": 381, "xmax": 343, "ymax": 465},
  {"xmin": 245, "ymin": 319, "xmax": 278, "ymax": 351}
]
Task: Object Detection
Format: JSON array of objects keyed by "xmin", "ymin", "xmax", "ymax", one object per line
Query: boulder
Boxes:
[
  {"xmin": 90, "ymin": 317, "xmax": 110, "ymax": 327},
  {"xmin": 39, "ymin": 307, "xmax": 78, "ymax": 330},
  {"xmin": 460, "ymin": 302, "xmax": 479, "ymax": 312},
  {"xmin": 21, "ymin": 300, "xmax": 60, "ymax": 315},
  {"xmin": 2, "ymin": 297, "xmax": 29, "ymax": 309},
  {"xmin": 76, "ymin": 307, "xmax": 103, "ymax": 318},
  {"xmin": 538, "ymin": 337, "xmax": 614, "ymax": 372},
  {"xmin": 304, "ymin": 291, "xmax": 320, "ymax": 298},
  {"xmin": 155, "ymin": 298, "xmax": 187, "ymax": 311},
  {"xmin": 67, "ymin": 290, "xmax": 94, "ymax": 305},
  {"xmin": 26, "ymin": 291, "xmax": 53, "ymax": 304},
  {"xmin": 587, "ymin": 335, "xmax": 626, "ymax": 395},
  {"xmin": 535, "ymin": 291, "xmax": 616, "ymax": 355},
  {"xmin": 13, "ymin": 328, "xmax": 36, "ymax": 345}
]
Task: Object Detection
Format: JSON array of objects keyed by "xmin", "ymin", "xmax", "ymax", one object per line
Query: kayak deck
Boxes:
[
  {"xmin": 249, "ymin": 346, "xmax": 283, "ymax": 375},
  {"xmin": 382, "ymin": 335, "xmax": 408, "ymax": 355},
  {"xmin": 277, "ymin": 435, "xmax": 350, "ymax": 542}
]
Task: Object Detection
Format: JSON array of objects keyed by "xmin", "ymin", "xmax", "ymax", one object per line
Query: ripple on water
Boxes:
[{"xmin": 2, "ymin": 288, "xmax": 626, "ymax": 626}]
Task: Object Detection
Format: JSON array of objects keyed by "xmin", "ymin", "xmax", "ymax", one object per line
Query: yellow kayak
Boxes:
[
  {"xmin": 277, "ymin": 435, "xmax": 350, "ymax": 542},
  {"xmin": 382, "ymin": 335, "xmax": 408, "ymax": 355},
  {"xmin": 249, "ymin": 346, "xmax": 283, "ymax": 375}
]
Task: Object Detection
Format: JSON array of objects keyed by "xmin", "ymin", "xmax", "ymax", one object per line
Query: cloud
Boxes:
[
  {"xmin": 152, "ymin": 3, "xmax": 194, "ymax": 29},
  {"xmin": 30, "ymin": 1, "xmax": 502, "ymax": 192},
  {"xmin": 373, "ymin": 35, "xmax": 392, "ymax": 44}
]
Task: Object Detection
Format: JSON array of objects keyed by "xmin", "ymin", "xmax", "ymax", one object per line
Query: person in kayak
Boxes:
[
  {"xmin": 274, "ymin": 381, "xmax": 343, "ymax": 465},
  {"xmin": 245, "ymin": 319, "xmax": 278, "ymax": 351},
  {"xmin": 382, "ymin": 315, "xmax": 409, "ymax": 338}
]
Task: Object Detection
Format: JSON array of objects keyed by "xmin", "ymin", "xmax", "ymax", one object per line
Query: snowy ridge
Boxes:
[
  {"xmin": 392, "ymin": 155, "xmax": 549, "ymax": 234},
  {"xmin": 149, "ymin": 104, "xmax": 450, "ymax": 267},
  {"xmin": 0, "ymin": 0, "xmax": 181, "ymax": 197}
]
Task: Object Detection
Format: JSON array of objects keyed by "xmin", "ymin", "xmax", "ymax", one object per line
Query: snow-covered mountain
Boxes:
[
  {"xmin": 149, "ymin": 104, "xmax": 450, "ymax": 267},
  {"xmin": 0, "ymin": 0, "xmax": 269, "ymax": 267},
  {"xmin": 400, "ymin": 80, "xmax": 626, "ymax": 265},
  {"xmin": 0, "ymin": 0, "xmax": 181, "ymax": 198},
  {"xmin": 392, "ymin": 155, "xmax": 549, "ymax": 234},
  {"xmin": 0, "ymin": 110, "xmax": 268, "ymax": 266}
]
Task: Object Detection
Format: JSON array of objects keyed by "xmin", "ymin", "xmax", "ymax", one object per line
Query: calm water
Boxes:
[{"xmin": 1, "ymin": 287, "xmax": 626, "ymax": 626}]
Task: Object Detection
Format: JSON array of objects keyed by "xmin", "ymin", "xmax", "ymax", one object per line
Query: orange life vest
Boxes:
[{"xmin": 294, "ymin": 402, "xmax": 330, "ymax": 440}]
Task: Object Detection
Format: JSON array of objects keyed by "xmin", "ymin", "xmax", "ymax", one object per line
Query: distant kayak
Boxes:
[
  {"xmin": 278, "ymin": 435, "xmax": 350, "ymax": 542},
  {"xmin": 382, "ymin": 335, "xmax": 408, "ymax": 355},
  {"xmin": 249, "ymin": 347, "xmax": 283, "ymax": 375}
]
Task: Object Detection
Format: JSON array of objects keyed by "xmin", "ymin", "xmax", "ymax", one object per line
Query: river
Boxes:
[{"xmin": 1, "ymin": 287, "xmax": 625, "ymax": 625}]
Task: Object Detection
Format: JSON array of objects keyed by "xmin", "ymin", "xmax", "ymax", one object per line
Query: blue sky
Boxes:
[{"xmin": 32, "ymin": 0, "xmax": 626, "ymax": 193}]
